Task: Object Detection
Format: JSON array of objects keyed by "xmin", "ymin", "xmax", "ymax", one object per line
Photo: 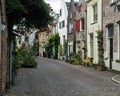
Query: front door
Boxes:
[
  {"xmin": 108, "ymin": 24, "xmax": 114, "ymax": 69},
  {"xmin": 109, "ymin": 38, "xmax": 113, "ymax": 69}
]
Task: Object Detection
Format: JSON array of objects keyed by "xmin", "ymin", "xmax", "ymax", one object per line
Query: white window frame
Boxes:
[
  {"xmin": 93, "ymin": 3, "xmax": 98, "ymax": 22},
  {"xmin": 69, "ymin": 23, "xmax": 73, "ymax": 33},
  {"xmin": 70, "ymin": 12, "xmax": 72, "ymax": 18}
]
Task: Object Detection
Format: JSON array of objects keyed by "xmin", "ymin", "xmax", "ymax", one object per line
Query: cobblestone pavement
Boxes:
[{"xmin": 5, "ymin": 57, "xmax": 120, "ymax": 96}]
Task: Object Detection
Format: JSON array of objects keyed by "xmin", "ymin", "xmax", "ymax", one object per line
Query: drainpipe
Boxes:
[{"xmin": 101, "ymin": 0, "xmax": 103, "ymax": 30}]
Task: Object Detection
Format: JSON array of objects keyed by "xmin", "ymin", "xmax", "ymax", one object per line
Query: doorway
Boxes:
[{"xmin": 108, "ymin": 24, "xmax": 114, "ymax": 69}]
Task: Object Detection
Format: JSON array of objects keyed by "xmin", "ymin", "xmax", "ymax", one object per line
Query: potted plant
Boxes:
[{"xmin": 96, "ymin": 30, "xmax": 106, "ymax": 71}]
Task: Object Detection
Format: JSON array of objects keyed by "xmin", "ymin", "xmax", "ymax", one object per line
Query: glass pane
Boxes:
[{"xmin": 108, "ymin": 25, "xmax": 114, "ymax": 37}]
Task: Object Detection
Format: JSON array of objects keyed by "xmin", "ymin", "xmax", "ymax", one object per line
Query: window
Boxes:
[
  {"xmin": 60, "ymin": 9, "xmax": 62, "ymax": 16},
  {"xmin": 59, "ymin": 21, "xmax": 65, "ymax": 29},
  {"xmin": 93, "ymin": 4, "xmax": 98, "ymax": 22},
  {"xmin": 90, "ymin": 33, "xmax": 94, "ymax": 57},
  {"xmin": 62, "ymin": 20, "xmax": 65, "ymax": 28},
  {"xmin": 108, "ymin": 24, "xmax": 114, "ymax": 38},
  {"xmin": 70, "ymin": 12, "xmax": 72, "ymax": 18},
  {"xmin": 81, "ymin": 18, "xmax": 84, "ymax": 31},
  {"xmin": 59, "ymin": 22, "xmax": 61, "ymax": 28},
  {"xmin": 69, "ymin": 23, "xmax": 73, "ymax": 33}
]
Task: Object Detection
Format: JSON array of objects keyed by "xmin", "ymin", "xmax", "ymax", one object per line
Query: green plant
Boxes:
[
  {"xmin": 58, "ymin": 44, "xmax": 63, "ymax": 56},
  {"xmin": 31, "ymin": 39, "xmax": 39, "ymax": 56},
  {"xmin": 12, "ymin": 45, "xmax": 37, "ymax": 69},
  {"xmin": 73, "ymin": 54, "xmax": 83, "ymax": 65},
  {"xmin": 96, "ymin": 30, "xmax": 106, "ymax": 70},
  {"xmin": 45, "ymin": 33, "xmax": 60, "ymax": 59}
]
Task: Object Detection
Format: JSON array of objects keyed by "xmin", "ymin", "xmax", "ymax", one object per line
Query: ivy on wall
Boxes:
[{"xmin": 45, "ymin": 33, "xmax": 60, "ymax": 59}]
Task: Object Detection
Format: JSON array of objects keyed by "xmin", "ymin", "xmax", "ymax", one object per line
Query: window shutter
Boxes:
[
  {"xmin": 76, "ymin": 20, "xmax": 80, "ymax": 32},
  {"xmin": 77, "ymin": 5, "xmax": 81, "ymax": 12}
]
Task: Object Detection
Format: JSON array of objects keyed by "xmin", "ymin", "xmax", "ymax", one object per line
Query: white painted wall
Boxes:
[
  {"xmin": 58, "ymin": 0, "xmax": 68, "ymax": 46},
  {"xmin": 87, "ymin": 0, "xmax": 102, "ymax": 63}
]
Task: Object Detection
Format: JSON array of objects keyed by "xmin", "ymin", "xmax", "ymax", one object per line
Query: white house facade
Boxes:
[
  {"xmin": 87, "ymin": 0, "xmax": 102, "ymax": 63},
  {"xmin": 58, "ymin": 0, "xmax": 68, "ymax": 53}
]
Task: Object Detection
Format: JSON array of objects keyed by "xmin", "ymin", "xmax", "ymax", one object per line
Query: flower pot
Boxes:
[{"xmin": 96, "ymin": 65, "xmax": 102, "ymax": 71}]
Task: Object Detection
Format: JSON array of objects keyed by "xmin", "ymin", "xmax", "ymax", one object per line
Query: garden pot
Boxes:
[{"xmin": 96, "ymin": 65, "xmax": 102, "ymax": 71}]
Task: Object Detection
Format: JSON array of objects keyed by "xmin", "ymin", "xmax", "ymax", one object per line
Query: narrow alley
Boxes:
[{"xmin": 5, "ymin": 58, "xmax": 120, "ymax": 96}]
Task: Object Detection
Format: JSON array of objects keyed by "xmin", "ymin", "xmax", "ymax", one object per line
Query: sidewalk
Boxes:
[{"xmin": 112, "ymin": 75, "xmax": 120, "ymax": 84}]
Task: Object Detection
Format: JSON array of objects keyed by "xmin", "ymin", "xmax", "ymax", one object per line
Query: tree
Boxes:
[
  {"xmin": 6, "ymin": 0, "xmax": 53, "ymax": 32},
  {"xmin": 6, "ymin": 0, "xmax": 54, "ymax": 46}
]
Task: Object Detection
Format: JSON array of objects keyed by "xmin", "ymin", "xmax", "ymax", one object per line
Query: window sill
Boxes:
[
  {"xmin": 104, "ymin": 57, "xmax": 108, "ymax": 60},
  {"xmin": 91, "ymin": 21, "xmax": 98, "ymax": 25},
  {"xmin": 115, "ymin": 59, "xmax": 120, "ymax": 63},
  {"xmin": 68, "ymin": 32, "xmax": 73, "ymax": 34}
]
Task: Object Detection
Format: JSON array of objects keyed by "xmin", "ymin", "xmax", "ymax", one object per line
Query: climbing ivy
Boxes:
[
  {"xmin": 45, "ymin": 33, "xmax": 60, "ymax": 59},
  {"xmin": 96, "ymin": 30, "xmax": 105, "ymax": 67}
]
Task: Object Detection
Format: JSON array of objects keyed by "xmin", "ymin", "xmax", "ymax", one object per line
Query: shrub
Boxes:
[
  {"xmin": 12, "ymin": 45, "xmax": 37, "ymax": 69},
  {"xmin": 21, "ymin": 56, "xmax": 37, "ymax": 68},
  {"xmin": 73, "ymin": 54, "xmax": 82, "ymax": 65}
]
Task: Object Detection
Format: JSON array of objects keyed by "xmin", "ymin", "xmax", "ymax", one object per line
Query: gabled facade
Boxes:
[
  {"xmin": 38, "ymin": 29, "xmax": 50, "ymax": 57},
  {"xmin": 58, "ymin": 0, "xmax": 68, "ymax": 56},
  {"xmin": 0, "ymin": 0, "xmax": 8, "ymax": 94},
  {"xmin": 75, "ymin": 0, "xmax": 87, "ymax": 59},
  {"xmin": 67, "ymin": 0, "xmax": 77, "ymax": 58},
  {"xmin": 103, "ymin": 0, "xmax": 120, "ymax": 71},
  {"xmin": 87, "ymin": 0, "xmax": 102, "ymax": 63}
]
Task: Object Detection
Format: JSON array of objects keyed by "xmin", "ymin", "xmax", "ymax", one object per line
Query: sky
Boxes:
[{"xmin": 44, "ymin": 0, "xmax": 79, "ymax": 13}]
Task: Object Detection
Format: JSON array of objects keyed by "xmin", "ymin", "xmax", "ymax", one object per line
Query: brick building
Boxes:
[
  {"xmin": 67, "ymin": 0, "xmax": 78, "ymax": 58},
  {"xmin": 0, "ymin": 0, "xmax": 8, "ymax": 95},
  {"xmin": 37, "ymin": 29, "xmax": 51, "ymax": 57},
  {"xmin": 103, "ymin": 0, "xmax": 120, "ymax": 71},
  {"xmin": 75, "ymin": 0, "xmax": 87, "ymax": 59}
]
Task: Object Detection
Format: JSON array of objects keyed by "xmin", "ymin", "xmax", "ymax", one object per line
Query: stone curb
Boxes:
[{"xmin": 111, "ymin": 75, "xmax": 120, "ymax": 84}]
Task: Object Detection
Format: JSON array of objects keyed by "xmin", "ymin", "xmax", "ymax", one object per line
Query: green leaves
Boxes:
[
  {"xmin": 45, "ymin": 33, "xmax": 60, "ymax": 59},
  {"xmin": 6, "ymin": 0, "xmax": 25, "ymax": 13},
  {"xmin": 6, "ymin": 0, "xmax": 54, "ymax": 33}
]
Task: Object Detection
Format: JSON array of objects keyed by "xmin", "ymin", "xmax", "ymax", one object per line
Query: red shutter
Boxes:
[
  {"xmin": 77, "ymin": 5, "xmax": 81, "ymax": 12},
  {"xmin": 76, "ymin": 20, "xmax": 80, "ymax": 32}
]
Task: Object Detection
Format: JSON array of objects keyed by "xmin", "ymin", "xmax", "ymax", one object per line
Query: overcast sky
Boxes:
[{"xmin": 44, "ymin": 0, "xmax": 79, "ymax": 13}]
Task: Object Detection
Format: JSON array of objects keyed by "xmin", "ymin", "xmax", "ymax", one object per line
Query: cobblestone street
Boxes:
[{"xmin": 5, "ymin": 57, "xmax": 120, "ymax": 96}]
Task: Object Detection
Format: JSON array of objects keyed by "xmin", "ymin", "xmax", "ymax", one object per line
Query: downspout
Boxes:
[{"xmin": 101, "ymin": 0, "xmax": 103, "ymax": 30}]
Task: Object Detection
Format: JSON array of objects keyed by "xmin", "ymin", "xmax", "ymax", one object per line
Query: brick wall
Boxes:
[
  {"xmin": 67, "ymin": 1, "xmax": 76, "ymax": 41},
  {"xmin": 103, "ymin": 0, "xmax": 120, "ymax": 52},
  {"xmin": 0, "ymin": 0, "xmax": 8, "ymax": 94}
]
